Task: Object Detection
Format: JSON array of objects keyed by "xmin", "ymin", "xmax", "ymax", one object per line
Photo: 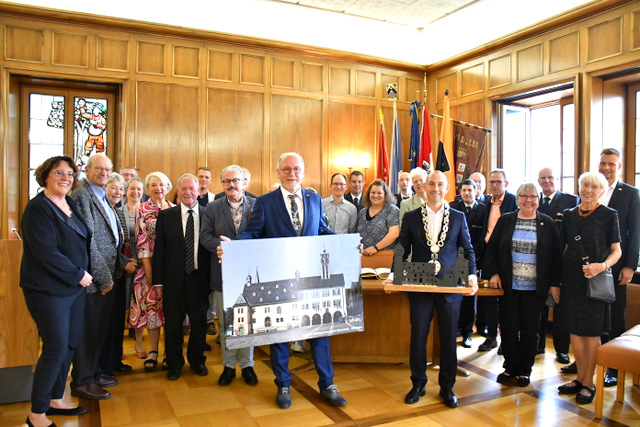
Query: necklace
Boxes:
[
  {"xmin": 421, "ymin": 202, "xmax": 450, "ymax": 273},
  {"xmin": 578, "ymin": 202, "xmax": 599, "ymax": 218}
]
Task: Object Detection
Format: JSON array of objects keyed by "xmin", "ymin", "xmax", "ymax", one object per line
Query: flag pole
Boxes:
[{"xmin": 430, "ymin": 114, "xmax": 492, "ymax": 133}]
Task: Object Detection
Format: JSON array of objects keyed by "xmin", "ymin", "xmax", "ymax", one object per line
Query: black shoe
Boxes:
[
  {"xmin": 26, "ymin": 417, "xmax": 57, "ymax": 427},
  {"xmin": 276, "ymin": 386, "xmax": 291, "ymax": 409},
  {"xmin": 462, "ymin": 336, "xmax": 472, "ymax": 348},
  {"xmin": 96, "ymin": 374, "xmax": 118, "ymax": 388},
  {"xmin": 241, "ymin": 366, "xmax": 259, "ymax": 385},
  {"xmin": 114, "ymin": 363, "xmax": 133, "ymax": 372},
  {"xmin": 556, "ymin": 353, "xmax": 570, "ymax": 364},
  {"xmin": 191, "ymin": 364, "xmax": 208, "ymax": 376},
  {"xmin": 496, "ymin": 372, "xmax": 514, "ymax": 383},
  {"xmin": 71, "ymin": 383, "xmax": 111, "ymax": 400},
  {"xmin": 439, "ymin": 388, "xmax": 458, "ymax": 408},
  {"xmin": 46, "ymin": 406, "xmax": 87, "ymax": 416},
  {"xmin": 536, "ymin": 348, "xmax": 545, "ymax": 355},
  {"xmin": 204, "ymin": 343, "xmax": 212, "ymax": 351},
  {"xmin": 575, "ymin": 385, "xmax": 595, "ymax": 404},
  {"xmin": 167, "ymin": 368, "xmax": 181, "ymax": 381},
  {"xmin": 558, "ymin": 380, "xmax": 582, "ymax": 394},
  {"xmin": 604, "ymin": 369, "xmax": 618, "ymax": 387},
  {"xmin": 478, "ymin": 326, "xmax": 489, "ymax": 337},
  {"xmin": 561, "ymin": 361, "xmax": 577, "ymax": 374},
  {"xmin": 320, "ymin": 384, "xmax": 347, "ymax": 407},
  {"xmin": 497, "ymin": 344, "xmax": 503, "ymax": 355},
  {"xmin": 404, "ymin": 384, "xmax": 426, "ymax": 404},
  {"xmin": 218, "ymin": 366, "xmax": 236, "ymax": 385},
  {"xmin": 478, "ymin": 338, "xmax": 497, "ymax": 352},
  {"xmin": 516, "ymin": 376, "xmax": 530, "ymax": 387}
]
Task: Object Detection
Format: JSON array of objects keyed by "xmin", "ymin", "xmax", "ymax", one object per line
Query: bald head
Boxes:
[{"xmin": 538, "ymin": 167, "xmax": 556, "ymax": 196}]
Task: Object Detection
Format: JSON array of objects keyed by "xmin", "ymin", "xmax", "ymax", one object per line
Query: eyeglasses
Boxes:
[
  {"xmin": 93, "ymin": 166, "xmax": 113, "ymax": 173},
  {"xmin": 489, "ymin": 180, "xmax": 504, "ymax": 185},
  {"xmin": 121, "ymin": 172, "xmax": 136, "ymax": 178},
  {"xmin": 518, "ymin": 195, "xmax": 538, "ymax": 200},
  {"xmin": 331, "ymin": 182, "xmax": 346, "ymax": 187},
  {"xmin": 53, "ymin": 170, "xmax": 76, "ymax": 178},
  {"xmin": 280, "ymin": 167, "xmax": 302, "ymax": 175},
  {"xmin": 221, "ymin": 178, "xmax": 243, "ymax": 186}
]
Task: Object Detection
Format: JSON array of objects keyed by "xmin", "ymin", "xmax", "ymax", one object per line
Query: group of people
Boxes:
[{"xmin": 19, "ymin": 147, "xmax": 639, "ymax": 426}]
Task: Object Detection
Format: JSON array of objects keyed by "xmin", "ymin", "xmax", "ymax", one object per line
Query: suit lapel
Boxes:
[
  {"xmin": 45, "ymin": 196, "xmax": 89, "ymax": 239},
  {"xmin": 240, "ymin": 196, "xmax": 253, "ymax": 232},
  {"xmin": 274, "ymin": 190, "xmax": 297, "ymax": 235},
  {"xmin": 608, "ymin": 183, "xmax": 624, "ymax": 207},
  {"xmin": 85, "ymin": 181, "xmax": 117, "ymax": 240},
  {"xmin": 220, "ymin": 198, "xmax": 235, "ymax": 233}
]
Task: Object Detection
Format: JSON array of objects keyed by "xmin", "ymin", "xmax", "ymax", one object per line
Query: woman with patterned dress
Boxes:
[
  {"xmin": 356, "ymin": 179, "xmax": 400, "ymax": 256},
  {"xmin": 129, "ymin": 172, "xmax": 174, "ymax": 371},
  {"xmin": 557, "ymin": 172, "xmax": 621, "ymax": 404}
]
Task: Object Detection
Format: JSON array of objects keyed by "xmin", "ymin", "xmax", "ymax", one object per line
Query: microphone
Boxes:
[{"xmin": 11, "ymin": 227, "xmax": 22, "ymax": 240}]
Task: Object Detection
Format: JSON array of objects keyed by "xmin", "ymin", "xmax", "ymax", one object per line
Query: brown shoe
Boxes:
[{"xmin": 71, "ymin": 383, "xmax": 111, "ymax": 400}]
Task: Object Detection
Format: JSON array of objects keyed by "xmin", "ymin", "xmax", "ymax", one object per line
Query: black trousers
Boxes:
[
  {"xmin": 23, "ymin": 288, "xmax": 85, "ymax": 413},
  {"xmin": 499, "ymin": 290, "xmax": 545, "ymax": 377},
  {"xmin": 538, "ymin": 304, "xmax": 570, "ymax": 354},
  {"xmin": 408, "ymin": 292, "xmax": 461, "ymax": 391},
  {"xmin": 71, "ymin": 289, "xmax": 115, "ymax": 388},
  {"xmin": 479, "ymin": 295, "xmax": 499, "ymax": 340},
  {"xmin": 458, "ymin": 295, "xmax": 476, "ymax": 338},
  {"xmin": 98, "ymin": 274, "xmax": 128, "ymax": 375},
  {"xmin": 163, "ymin": 271, "xmax": 208, "ymax": 369},
  {"xmin": 602, "ymin": 281, "xmax": 627, "ymax": 343}
]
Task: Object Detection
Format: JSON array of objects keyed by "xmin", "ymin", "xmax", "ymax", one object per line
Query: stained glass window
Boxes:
[{"xmin": 73, "ymin": 97, "xmax": 108, "ymax": 171}]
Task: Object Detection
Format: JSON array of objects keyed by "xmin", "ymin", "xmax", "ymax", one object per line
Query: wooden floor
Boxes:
[{"xmin": 1, "ymin": 330, "xmax": 639, "ymax": 427}]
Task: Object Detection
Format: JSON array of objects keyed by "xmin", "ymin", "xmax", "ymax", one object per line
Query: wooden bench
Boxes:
[{"xmin": 594, "ymin": 324, "xmax": 640, "ymax": 419}]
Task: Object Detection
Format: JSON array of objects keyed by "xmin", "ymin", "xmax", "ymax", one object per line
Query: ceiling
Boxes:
[{"xmin": 5, "ymin": 0, "xmax": 598, "ymax": 65}]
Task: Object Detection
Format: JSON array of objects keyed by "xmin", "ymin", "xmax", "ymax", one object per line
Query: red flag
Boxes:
[
  {"xmin": 418, "ymin": 102, "xmax": 432, "ymax": 169},
  {"xmin": 376, "ymin": 110, "xmax": 390, "ymax": 186},
  {"xmin": 436, "ymin": 92, "xmax": 456, "ymax": 201}
]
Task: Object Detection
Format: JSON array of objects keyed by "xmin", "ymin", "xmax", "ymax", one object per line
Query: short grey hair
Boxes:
[
  {"xmin": 409, "ymin": 167, "xmax": 427, "ymax": 182},
  {"xmin": 578, "ymin": 171, "xmax": 608, "ymax": 192},
  {"xmin": 220, "ymin": 165, "xmax": 245, "ymax": 181},
  {"xmin": 86, "ymin": 153, "xmax": 112, "ymax": 170},
  {"xmin": 145, "ymin": 171, "xmax": 172, "ymax": 192},
  {"xmin": 516, "ymin": 182, "xmax": 538, "ymax": 197},
  {"xmin": 177, "ymin": 173, "xmax": 198, "ymax": 187},
  {"xmin": 107, "ymin": 172, "xmax": 125, "ymax": 186},
  {"xmin": 277, "ymin": 152, "xmax": 304, "ymax": 169}
]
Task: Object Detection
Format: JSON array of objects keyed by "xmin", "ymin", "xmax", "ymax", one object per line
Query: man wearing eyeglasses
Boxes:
[
  {"xmin": 322, "ymin": 172, "xmax": 357, "ymax": 234},
  {"xmin": 70, "ymin": 153, "xmax": 131, "ymax": 400},
  {"xmin": 234, "ymin": 152, "xmax": 347, "ymax": 410},
  {"xmin": 201, "ymin": 165, "xmax": 258, "ymax": 387}
]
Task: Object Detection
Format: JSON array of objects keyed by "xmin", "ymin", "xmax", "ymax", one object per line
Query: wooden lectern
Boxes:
[{"xmin": 0, "ymin": 239, "xmax": 39, "ymax": 404}]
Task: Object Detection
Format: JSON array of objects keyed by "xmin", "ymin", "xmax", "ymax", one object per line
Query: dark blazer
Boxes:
[
  {"xmin": 153, "ymin": 204, "xmax": 211, "ymax": 298},
  {"xmin": 70, "ymin": 180, "xmax": 124, "ymax": 293},
  {"xmin": 20, "ymin": 193, "xmax": 91, "ymax": 297},
  {"xmin": 214, "ymin": 190, "xmax": 257, "ymax": 200},
  {"xmin": 487, "ymin": 191, "xmax": 518, "ymax": 215},
  {"xmin": 538, "ymin": 191, "xmax": 578, "ymax": 230},
  {"xmin": 483, "ymin": 211, "xmax": 562, "ymax": 297},
  {"xmin": 344, "ymin": 193, "xmax": 364, "ymax": 212},
  {"xmin": 236, "ymin": 188, "xmax": 334, "ymax": 239},
  {"xmin": 607, "ymin": 181, "xmax": 640, "ymax": 274},
  {"xmin": 399, "ymin": 206, "xmax": 476, "ymax": 304},
  {"xmin": 449, "ymin": 199, "xmax": 488, "ymax": 269},
  {"xmin": 201, "ymin": 194, "xmax": 256, "ymax": 291},
  {"xmin": 394, "ymin": 192, "xmax": 414, "ymax": 208}
]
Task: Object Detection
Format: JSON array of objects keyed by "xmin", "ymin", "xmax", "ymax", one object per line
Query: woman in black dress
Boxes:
[{"xmin": 556, "ymin": 172, "xmax": 621, "ymax": 404}]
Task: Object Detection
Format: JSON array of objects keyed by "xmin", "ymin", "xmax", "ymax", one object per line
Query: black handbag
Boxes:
[{"xmin": 574, "ymin": 235, "xmax": 615, "ymax": 303}]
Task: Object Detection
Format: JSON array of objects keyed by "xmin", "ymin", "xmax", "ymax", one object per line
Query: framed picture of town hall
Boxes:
[{"xmin": 220, "ymin": 234, "xmax": 363, "ymax": 350}]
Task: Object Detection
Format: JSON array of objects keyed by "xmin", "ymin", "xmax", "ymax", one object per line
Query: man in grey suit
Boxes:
[
  {"xmin": 200, "ymin": 165, "xmax": 259, "ymax": 386},
  {"xmin": 70, "ymin": 154, "xmax": 133, "ymax": 400}
]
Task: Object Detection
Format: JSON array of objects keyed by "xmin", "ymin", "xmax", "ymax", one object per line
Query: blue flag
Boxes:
[{"xmin": 409, "ymin": 101, "xmax": 420, "ymax": 169}]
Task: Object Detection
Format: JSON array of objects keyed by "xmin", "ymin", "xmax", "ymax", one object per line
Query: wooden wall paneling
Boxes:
[
  {"xmin": 330, "ymin": 66, "xmax": 350, "ymax": 95},
  {"xmin": 489, "ymin": 54, "xmax": 511, "ymax": 89},
  {"xmin": 51, "ymin": 31, "xmax": 88, "ymax": 68},
  {"xmin": 135, "ymin": 81, "xmax": 199, "ymax": 192},
  {"xmin": 436, "ymin": 73, "xmax": 457, "ymax": 101},
  {"xmin": 96, "ymin": 36, "xmax": 129, "ymax": 72},
  {"xmin": 356, "ymin": 70, "xmax": 376, "ymax": 98},
  {"xmin": 381, "ymin": 74, "xmax": 399, "ymax": 100},
  {"xmin": 137, "ymin": 40, "xmax": 166, "ymax": 75},
  {"xmin": 206, "ymin": 88, "xmax": 264, "ymax": 195},
  {"xmin": 601, "ymin": 77, "xmax": 627, "ymax": 156},
  {"xmin": 272, "ymin": 58, "xmax": 295, "ymax": 89},
  {"xmin": 173, "ymin": 45, "xmax": 200, "ymax": 79},
  {"xmin": 517, "ymin": 43, "xmax": 543, "ymax": 82},
  {"xmin": 587, "ymin": 16, "xmax": 623, "ymax": 63},
  {"xmin": 271, "ymin": 95, "xmax": 323, "ymax": 191},
  {"xmin": 461, "ymin": 63, "xmax": 484, "ymax": 97},
  {"xmin": 406, "ymin": 76, "xmax": 423, "ymax": 103},
  {"xmin": 633, "ymin": 9, "xmax": 640, "ymax": 51},
  {"xmin": 240, "ymin": 54, "xmax": 265, "ymax": 86},
  {"xmin": 4, "ymin": 25, "xmax": 43, "ymax": 63},
  {"xmin": 549, "ymin": 31, "xmax": 580, "ymax": 73},
  {"xmin": 207, "ymin": 49, "xmax": 234, "ymax": 82},
  {"xmin": 301, "ymin": 61, "xmax": 323, "ymax": 92}
]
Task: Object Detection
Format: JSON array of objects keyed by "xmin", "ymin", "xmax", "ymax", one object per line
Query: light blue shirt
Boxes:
[{"xmin": 88, "ymin": 181, "xmax": 120, "ymax": 247}]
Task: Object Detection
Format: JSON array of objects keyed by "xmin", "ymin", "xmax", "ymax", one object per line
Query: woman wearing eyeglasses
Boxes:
[
  {"xmin": 483, "ymin": 182, "xmax": 562, "ymax": 388},
  {"xmin": 21, "ymin": 156, "xmax": 92, "ymax": 427}
]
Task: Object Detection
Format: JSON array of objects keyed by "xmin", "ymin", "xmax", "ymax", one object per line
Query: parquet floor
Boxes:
[{"xmin": 1, "ymin": 330, "xmax": 639, "ymax": 426}]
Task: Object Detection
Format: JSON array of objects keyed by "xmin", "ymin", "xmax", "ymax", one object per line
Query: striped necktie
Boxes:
[{"xmin": 185, "ymin": 209, "xmax": 195, "ymax": 274}]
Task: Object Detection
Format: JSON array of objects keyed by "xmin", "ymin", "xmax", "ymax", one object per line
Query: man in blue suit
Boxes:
[
  {"xmin": 235, "ymin": 152, "xmax": 346, "ymax": 409},
  {"xmin": 393, "ymin": 171, "xmax": 478, "ymax": 408}
]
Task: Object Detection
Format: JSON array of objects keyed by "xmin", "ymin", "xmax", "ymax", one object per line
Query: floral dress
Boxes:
[{"xmin": 128, "ymin": 199, "xmax": 173, "ymax": 329}]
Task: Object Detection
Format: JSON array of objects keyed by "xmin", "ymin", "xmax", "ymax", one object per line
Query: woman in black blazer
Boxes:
[
  {"xmin": 483, "ymin": 182, "xmax": 562, "ymax": 387},
  {"xmin": 20, "ymin": 156, "xmax": 92, "ymax": 427}
]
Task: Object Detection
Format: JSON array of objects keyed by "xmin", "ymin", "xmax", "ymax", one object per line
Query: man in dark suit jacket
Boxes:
[
  {"xmin": 394, "ymin": 171, "xmax": 414, "ymax": 207},
  {"xmin": 536, "ymin": 167, "xmax": 579, "ymax": 364},
  {"xmin": 344, "ymin": 170, "xmax": 365, "ymax": 212},
  {"xmin": 451, "ymin": 179, "xmax": 487, "ymax": 348},
  {"xmin": 235, "ymin": 152, "xmax": 346, "ymax": 409},
  {"xmin": 153, "ymin": 174, "xmax": 211, "ymax": 381},
  {"xmin": 394, "ymin": 171, "xmax": 477, "ymax": 408},
  {"xmin": 70, "ymin": 154, "xmax": 127, "ymax": 400},
  {"xmin": 201, "ymin": 165, "xmax": 258, "ymax": 386},
  {"xmin": 478, "ymin": 169, "xmax": 517, "ymax": 352},
  {"xmin": 598, "ymin": 148, "xmax": 640, "ymax": 386}
]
